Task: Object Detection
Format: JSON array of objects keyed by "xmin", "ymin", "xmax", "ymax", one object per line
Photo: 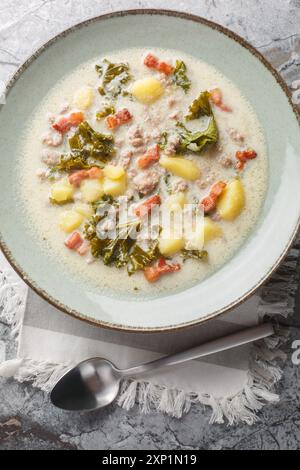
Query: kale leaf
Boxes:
[
  {"xmin": 159, "ymin": 90, "xmax": 218, "ymax": 155},
  {"xmin": 51, "ymin": 154, "xmax": 100, "ymax": 174},
  {"xmin": 185, "ymin": 91, "xmax": 212, "ymax": 120},
  {"xmin": 51, "ymin": 121, "xmax": 115, "ymax": 175},
  {"xmin": 181, "ymin": 249, "xmax": 208, "ymax": 261},
  {"xmin": 95, "ymin": 59, "xmax": 132, "ymax": 98},
  {"xmin": 127, "ymin": 241, "xmax": 160, "ymax": 276},
  {"xmin": 49, "ymin": 197, "xmax": 73, "ymax": 205},
  {"xmin": 96, "ymin": 105, "xmax": 115, "ymax": 120},
  {"xmin": 84, "ymin": 211, "xmax": 140, "ymax": 269},
  {"xmin": 68, "ymin": 121, "xmax": 115, "ymax": 162},
  {"xmin": 172, "ymin": 60, "xmax": 191, "ymax": 93},
  {"xmin": 158, "ymin": 131, "xmax": 169, "ymax": 150},
  {"xmin": 176, "ymin": 116, "xmax": 218, "ymax": 154},
  {"xmin": 84, "ymin": 196, "xmax": 161, "ymax": 274}
]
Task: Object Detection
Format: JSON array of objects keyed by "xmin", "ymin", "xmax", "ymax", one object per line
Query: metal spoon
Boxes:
[{"xmin": 50, "ymin": 323, "xmax": 274, "ymax": 411}]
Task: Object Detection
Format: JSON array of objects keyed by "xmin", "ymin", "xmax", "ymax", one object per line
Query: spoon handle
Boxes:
[{"xmin": 120, "ymin": 323, "xmax": 274, "ymax": 378}]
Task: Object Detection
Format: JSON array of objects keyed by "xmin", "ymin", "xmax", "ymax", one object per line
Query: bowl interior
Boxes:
[{"xmin": 0, "ymin": 12, "xmax": 299, "ymax": 331}]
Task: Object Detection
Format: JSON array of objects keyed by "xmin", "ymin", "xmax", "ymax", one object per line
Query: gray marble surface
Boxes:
[{"xmin": 0, "ymin": 0, "xmax": 300, "ymax": 450}]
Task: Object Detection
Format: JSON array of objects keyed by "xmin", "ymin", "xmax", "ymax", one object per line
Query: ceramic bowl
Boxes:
[{"xmin": 0, "ymin": 10, "xmax": 299, "ymax": 331}]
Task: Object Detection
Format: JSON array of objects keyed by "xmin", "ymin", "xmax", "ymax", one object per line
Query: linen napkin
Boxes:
[{"xmin": 0, "ymin": 241, "xmax": 299, "ymax": 424}]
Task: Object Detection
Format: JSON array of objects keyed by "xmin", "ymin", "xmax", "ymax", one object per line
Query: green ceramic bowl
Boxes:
[{"xmin": 0, "ymin": 10, "xmax": 299, "ymax": 332}]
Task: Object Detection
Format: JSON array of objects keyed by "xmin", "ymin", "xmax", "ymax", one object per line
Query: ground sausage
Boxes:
[
  {"xmin": 128, "ymin": 126, "xmax": 146, "ymax": 148},
  {"xmin": 115, "ymin": 138, "xmax": 124, "ymax": 148},
  {"xmin": 129, "ymin": 125, "xmax": 143, "ymax": 139},
  {"xmin": 132, "ymin": 168, "xmax": 160, "ymax": 195},
  {"xmin": 42, "ymin": 130, "xmax": 63, "ymax": 147},
  {"xmin": 169, "ymin": 110, "xmax": 181, "ymax": 120},
  {"xmin": 219, "ymin": 156, "xmax": 233, "ymax": 168},
  {"xmin": 228, "ymin": 128, "xmax": 244, "ymax": 144},
  {"xmin": 168, "ymin": 97, "xmax": 177, "ymax": 108},
  {"xmin": 172, "ymin": 179, "xmax": 188, "ymax": 193},
  {"xmin": 41, "ymin": 149, "xmax": 60, "ymax": 165},
  {"xmin": 119, "ymin": 150, "xmax": 133, "ymax": 169},
  {"xmin": 131, "ymin": 137, "xmax": 144, "ymax": 148},
  {"xmin": 36, "ymin": 168, "xmax": 47, "ymax": 180},
  {"xmin": 164, "ymin": 134, "xmax": 181, "ymax": 155}
]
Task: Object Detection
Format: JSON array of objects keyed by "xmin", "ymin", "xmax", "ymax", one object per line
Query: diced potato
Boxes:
[
  {"xmin": 217, "ymin": 178, "xmax": 245, "ymax": 220},
  {"xmin": 103, "ymin": 165, "xmax": 125, "ymax": 180},
  {"xmin": 159, "ymin": 231, "xmax": 185, "ymax": 256},
  {"xmin": 73, "ymin": 86, "xmax": 94, "ymax": 110},
  {"xmin": 80, "ymin": 179, "xmax": 103, "ymax": 203},
  {"xmin": 59, "ymin": 210, "xmax": 83, "ymax": 233},
  {"xmin": 164, "ymin": 192, "xmax": 186, "ymax": 212},
  {"xmin": 131, "ymin": 77, "xmax": 164, "ymax": 104},
  {"xmin": 74, "ymin": 203, "xmax": 93, "ymax": 219},
  {"xmin": 160, "ymin": 156, "xmax": 200, "ymax": 180},
  {"xmin": 203, "ymin": 218, "xmax": 223, "ymax": 243},
  {"xmin": 184, "ymin": 218, "xmax": 222, "ymax": 249},
  {"xmin": 102, "ymin": 175, "xmax": 127, "ymax": 197},
  {"xmin": 51, "ymin": 180, "xmax": 74, "ymax": 203},
  {"xmin": 184, "ymin": 230, "xmax": 204, "ymax": 251}
]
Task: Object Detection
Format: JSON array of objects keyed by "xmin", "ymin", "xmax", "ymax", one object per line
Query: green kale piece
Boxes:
[
  {"xmin": 84, "ymin": 211, "xmax": 140, "ymax": 269},
  {"xmin": 49, "ymin": 197, "xmax": 73, "ymax": 205},
  {"xmin": 84, "ymin": 196, "xmax": 161, "ymax": 274},
  {"xmin": 51, "ymin": 154, "xmax": 100, "ymax": 174},
  {"xmin": 95, "ymin": 59, "xmax": 132, "ymax": 97},
  {"xmin": 172, "ymin": 60, "xmax": 191, "ymax": 93},
  {"xmin": 185, "ymin": 91, "xmax": 212, "ymax": 120},
  {"xmin": 176, "ymin": 116, "xmax": 218, "ymax": 154},
  {"xmin": 68, "ymin": 121, "xmax": 115, "ymax": 162},
  {"xmin": 127, "ymin": 241, "xmax": 160, "ymax": 275},
  {"xmin": 181, "ymin": 249, "xmax": 208, "ymax": 261},
  {"xmin": 158, "ymin": 131, "xmax": 168, "ymax": 150},
  {"xmin": 51, "ymin": 121, "xmax": 115, "ymax": 176},
  {"xmin": 96, "ymin": 105, "xmax": 115, "ymax": 120}
]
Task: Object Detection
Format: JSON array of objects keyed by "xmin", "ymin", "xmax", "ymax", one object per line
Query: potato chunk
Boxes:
[
  {"xmin": 51, "ymin": 180, "xmax": 74, "ymax": 203},
  {"xmin": 160, "ymin": 156, "xmax": 200, "ymax": 180},
  {"xmin": 80, "ymin": 179, "xmax": 103, "ymax": 203},
  {"xmin": 184, "ymin": 223, "xmax": 204, "ymax": 250},
  {"xmin": 203, "ymin": 218, "xmax": 223, "ymax": 243},
  {"xmin": 73, "ymin": 86, "xmax": 94, "ymax": 110},
  {"xmin": 59, "ymin": 210, "xmax": 83, "ymax": 233},
  {"xmin": 131, "ymin": 77, "xmax": 164, "ymax": 104},
  {"xmin": 159, "ymin": 231, "xmax": 184, "ymax": 256},
  {"xmin": 103, "ymin": 165, "xmax": 125, "ymax": 180},
  {"xmin": 164, "ymin": 192, "xmax": 186, "ymax": 212},
  {"xmin": 184, "ymin": 217, "xmax": 222, "ymax": 249},
  {"xmin": 102, "ymin": 175, "xmax": 127, "ymax": 197},
  {"xmin": 74, "ymin": 203, "xmax": 93, "ymax": 219},
  {"xmin": 217, "ymin": 178, "xmax": 245, "ymax": 220}
]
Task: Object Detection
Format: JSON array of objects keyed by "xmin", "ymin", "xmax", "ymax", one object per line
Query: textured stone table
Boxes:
[{"xmin": 0, "ymin": 0, "xmax": 300, "ymax": 450}]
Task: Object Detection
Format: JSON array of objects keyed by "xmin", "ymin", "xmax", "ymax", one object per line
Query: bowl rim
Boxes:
[{"xmin": 1, "ymin": 8, "xmax": 299, "ymax": 333}]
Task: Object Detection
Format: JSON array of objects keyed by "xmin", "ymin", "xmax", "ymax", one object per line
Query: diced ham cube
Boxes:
[
  {"xmin": 52, "ymin": 112, "xmax": 84, "ymax": 134},
  {"xmin": 144, "ymin": 258, "xmax": 181, "ymax": 283},
  {"xmin": 106, "ymin": 109, "xmax": 132, "ymax": 130},
  {"xmin": 143, "ymin": 53, "xmax": 173, "ymax": 75},
  {"xmin": 137, "ymin": 145, "xmax": 160, "ymax": 169},
  {"xmin": 134, "ymin": 194, "xmax": 161, "ymax": 217},
  {"xmin": 64, "ymin": 232, "xmax": 83, "ymax": 250}
]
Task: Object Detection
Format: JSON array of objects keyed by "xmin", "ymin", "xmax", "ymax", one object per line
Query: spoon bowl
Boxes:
[{"xmin": 50, "ymin": 358, "xmax": 121, "ymax": 411}]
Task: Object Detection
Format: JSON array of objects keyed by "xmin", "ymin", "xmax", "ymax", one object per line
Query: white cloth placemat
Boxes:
[{"xmin": 0, "ymin": 242, "xmax": 299, "ymax": 424}]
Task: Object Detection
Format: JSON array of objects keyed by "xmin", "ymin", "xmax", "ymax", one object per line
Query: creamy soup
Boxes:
[{"xmin": 19, "ymin": 47, "xmax": 268, "ymax": 296}]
